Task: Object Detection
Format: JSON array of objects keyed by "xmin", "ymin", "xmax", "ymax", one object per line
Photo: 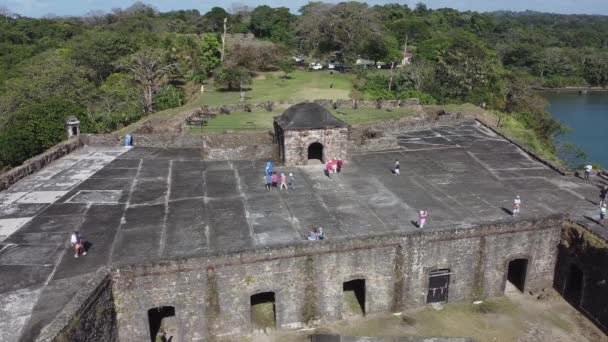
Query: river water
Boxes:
[{"xmin": 542, "ymin": 91, "xmax": 608, "ymax": 168}]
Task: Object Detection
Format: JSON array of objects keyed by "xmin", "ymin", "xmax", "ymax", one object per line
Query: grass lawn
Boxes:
[
  {"xmin": 188, "ymin": 107, "xmax": 420, "ymax": 134},
  {"xmin": 196, "ymin": 70, "xmax": 353, "ymax": 106}
]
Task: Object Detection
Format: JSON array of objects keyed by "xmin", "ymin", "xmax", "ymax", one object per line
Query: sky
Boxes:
[{"xmin": 3, "ymin": 0, "xmax": 608, "ymax": 18}]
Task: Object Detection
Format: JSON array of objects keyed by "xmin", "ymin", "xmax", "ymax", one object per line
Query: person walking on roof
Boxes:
[
  {"xmin": 271, "ymin": 171, "xmax": 278, "ymax": 188},
  {"xmin": 584, "ymin": 164, "xmax": 592, "ymax": 180},
  {"xmin": 280, "ymin": 173, "xmax": 288, "ymax": 190},
  {"xmin": 418, "ymin": 210, "xmax": 428, "ymax": 228},
  {"xmin": 513, "ymin": 195, "xmax": 521, "ymax": 217},
  {"xmin": 600, "ymin": 186, "xmax": 607, "ymax": 207},
  {"xmin": 288, "ymin": 173, "xmax": 295, "ymax": 190},
  {"xmin": 70, "ymin": 231, "xmax": 86, "ymax": 258}
]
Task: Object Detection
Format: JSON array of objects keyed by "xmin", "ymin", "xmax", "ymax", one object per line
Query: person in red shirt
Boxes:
[{"xmin": 337, "ymin": 159, "xmax": 344, "ymax": 173}]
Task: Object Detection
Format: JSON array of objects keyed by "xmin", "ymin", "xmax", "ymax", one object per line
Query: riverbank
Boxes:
[{"xmin": 534, "ymin": 87, "xmax": 608, "ymax": 92}]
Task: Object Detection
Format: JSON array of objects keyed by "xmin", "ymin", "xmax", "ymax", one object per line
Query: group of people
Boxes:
[
  {"xmin": 307, "ymin": 227, "xmax": 325, "ymax": 240},
  {"xmin": 264, "ymin": 171, "xmax": 295, "ymax": 190},
  {"xmin": 325, "ymin": 158, "xmax": 344, "ymax": 177},
  {"xmin": 264, "ymin": 161, "xmax": 295, "ymax": 190}
]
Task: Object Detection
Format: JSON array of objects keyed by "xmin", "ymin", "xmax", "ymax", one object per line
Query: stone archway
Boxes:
[{"xmin": 308, "ymin": 142, "xmax": 324, "ymax": 161}]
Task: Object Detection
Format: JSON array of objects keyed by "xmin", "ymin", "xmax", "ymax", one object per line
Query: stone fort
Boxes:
[{"xmin": 0, "ymin": 102, "xmax": 606, "ymax": 341}]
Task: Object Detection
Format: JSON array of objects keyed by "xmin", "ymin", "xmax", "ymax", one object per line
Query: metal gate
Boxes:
[{"xmin": 426, "ymin": 269, "xmax": 451, "ymax": 303}]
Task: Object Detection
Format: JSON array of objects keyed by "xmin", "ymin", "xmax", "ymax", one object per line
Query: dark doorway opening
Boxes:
[
  {"xmin": 251, "ymin": 292, "xmax": 276, "ymax": 330},
  {"xmin": 564, "ymin": 264, "xmax": 584, "ymax": 305},
  {"xmin": 427, "ymin": 269, "xmax": 450, "ymax": 303},
  {"xmin": 343, "ymin": 279, "xmax": 366, "ymax": 316},
  {"xmin": 148, "ymin": 306, "xmax": 175, "ymax": 342},
  {"xmin": 507, "ymin": 258, "xmax": 528, "ymax": 292},
  {"xmin": 308, "ymin": 142, "xmax": 323, "ymax": 161},
  {"xmin": 71, "ymin": 126, "xmax": 78, "ymax": 136}
]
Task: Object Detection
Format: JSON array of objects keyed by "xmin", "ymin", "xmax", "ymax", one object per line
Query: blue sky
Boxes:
[{"xmin": 3, "ymin": 0, "xmax": 608, "ymax": 18}]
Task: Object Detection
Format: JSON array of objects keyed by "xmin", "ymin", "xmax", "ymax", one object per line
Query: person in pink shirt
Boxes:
[
  {"xmin": 418, "ymin": 210, "xmax": 428, "ymax": 228},
  {"xmin": 271, "ymin": 172, "xmax": 278, "ymax": 188},
  {"xmin": 280, "ymin": 173, "xmax": 287, "ymax": 190}
]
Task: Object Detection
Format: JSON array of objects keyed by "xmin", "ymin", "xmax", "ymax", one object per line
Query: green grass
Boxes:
[
  {"xmin": 188, "ymin": 107, "xmax": 420, "ymax": 134},
  {"xmin": 196, "ymin": 70, "xmax": 353, "ymax": 106}
]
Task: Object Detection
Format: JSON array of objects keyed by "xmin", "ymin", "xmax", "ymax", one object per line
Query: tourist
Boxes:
[
  {"xmin": 307, "ymin": 228, "xmax": 318, "ymax": 240},
  {"xmin": 271, "ymin": 171, "xmax": 278, "ymax": 188},
  {"xmin": 394, "ymin": 159, "xmax": 400, "ymax": 176},
  {"xmin": 601, "ymin": 205, "xmax": 607, "ymax": 226},
  {"xmin": 337, "ymin": 159, "xmax": 344, "ymax": 173},
  {"xmin": 264, "ymin": 173, "xmax": 272, "ymax": 190},
  {"xmin": 332, "ymin": 159, "xmax": 338, "ymax": 173},
  {"xmin": 70, "ymin": 231, "xmax": 86, "ymax": 258},
  {"xmin": 280, "ymin": 173, "xmax": 288, "ymax": 190},
  {"xmin": 326, "ymin": 160, "xmax": 333, "ymax": 177},
  {"xmin": 289, "ymin": 173, "xmax": 295, "ymax": 190},
  {"xmin": 418, "ymin": 210, "xmax": 428, "ymax": 228},
  {"xmin": 317, "ymin": 227, "xmax": 325, "ymax": 240},
  {"xmin": 513, "ymin": 195, "xmax": 521, "ymax": 217},
  {"xmin": 600, "ymin": 185, "xmax": 607, "ymax": 206},
  {"xmin": 584, "ymin": 164, "xmax": 592, "ymax": 180}
]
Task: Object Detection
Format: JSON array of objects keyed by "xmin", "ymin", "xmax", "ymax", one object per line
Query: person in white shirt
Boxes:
[
  {"xmin": 513, "ymin": 196, "xmax": 521, "ymax": 217},
  {"xmin": 584, "ymin": 164, "xmax": 592, "ymax": 180},
  {"xmin": 70, "ymin": 231, "xmax": 86, "ymax": 258}
]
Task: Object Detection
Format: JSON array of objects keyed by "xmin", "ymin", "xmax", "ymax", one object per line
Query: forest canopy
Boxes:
[{"xmin": 1, "ymin": 2, "xmax": 607, "ymax": 168}]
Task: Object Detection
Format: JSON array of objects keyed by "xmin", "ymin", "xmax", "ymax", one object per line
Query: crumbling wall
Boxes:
[
  {"xmin": 554, "ymin": 222, "xmax": 608, "ymax": 333},
  {"xmin": 112, "ymin": 216, "xmax": 562, "ymax": 341},
  {"xmin": 0, "ymin": 137, "xmax": 82, "ymax": 191},
  {"xmin": 36, "ymin": 270, "xmax": 117, "ymax": 342}
]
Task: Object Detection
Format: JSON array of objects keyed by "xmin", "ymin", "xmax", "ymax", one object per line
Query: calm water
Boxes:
[{"xmin": 542, "ymin": 91, "xmax": 608, "ymax": 167}]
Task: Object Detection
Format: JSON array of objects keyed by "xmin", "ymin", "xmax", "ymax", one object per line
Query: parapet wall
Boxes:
[
  {"xmin": 0, "ymin": 137, "xmax": 82, "ymax": 191},
  {"xmin": 112, "ymin": 215, "xmax": 563, "ymax": 341},
  {"xmin": 35, "ymin": 269, "xmax": 117, "ymax": 342}
]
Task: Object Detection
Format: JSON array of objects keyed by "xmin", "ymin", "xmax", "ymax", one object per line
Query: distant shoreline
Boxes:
[{"xmin": 535, "ymin": 87, "xmax": 608, "ymax": 92}]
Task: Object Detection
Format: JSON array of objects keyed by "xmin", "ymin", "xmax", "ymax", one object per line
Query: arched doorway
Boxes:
[{"xmin": 308, "ymin": 142, "xmax": 323, "ymax": 161}]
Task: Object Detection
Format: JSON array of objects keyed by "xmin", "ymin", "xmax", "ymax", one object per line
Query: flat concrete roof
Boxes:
[{"xmin": 0, "ymin": 121, "xmax": 605, "ymax": 340}]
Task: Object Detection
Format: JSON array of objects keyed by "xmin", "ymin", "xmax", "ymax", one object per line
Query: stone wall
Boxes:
[
  {"xmin": 112, "ymin": 215, "xmax": 563, "ymax": 341},
  {"xmin": 36, "ymin": 269, "xmax": 117, "ymax": 342},
  {"xmin": 554, "ymin": 222, "xmax": 608, "ymax": 333},
  {"xmin": 81, "ymin": 132, "xmax": 276, "ymax": 161},
  {"xmin": 283, "ymin": 127, "xmax": 349, "ymax": 165},
  {"xmin": 0, "ymin": 137, "xmax": 82, "ymax": 191}
]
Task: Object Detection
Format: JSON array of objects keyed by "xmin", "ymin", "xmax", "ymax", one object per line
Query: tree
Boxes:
[
  {"xmin": 297, "ymin": 2, "xmax": 379, "ymax": 60},
  {"xmin": 0, "ymin": 99, "xmax": 86, "ymax": 167},
  {"xmin": 0, "ymin": 49, "xmax": 95, "ymax": 114},
  {"xmin": 249, "ymin": 6, "xmax": 294, "ymax": 45},
  {"xmin": 166, "ymin": 33, "xmax": 221, "ymax": 83},
  {"xmin": 70, "ymin": 30, "xmax": 134, "ymax": 83},
  {"xmin": 278, "ymin": 58, "xmax": 295, "ymax": 78},
  {"xmin": 203, "ymin": 7, "xmax": 229, "ymax": 32},
  {"xmin": 360, "ymin": 34, "xmax": 400, "ymax": 64},
  {"xmin": 119, "ymin": 48, "xmax": 178, "ymax": 114},
  {"xmin": 214, "ymin": 66, "xmax": 251, "ymax": 90},
  {"xmin": 153, "ymin": 84, "xmax": 184, "ymax": 111}
]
